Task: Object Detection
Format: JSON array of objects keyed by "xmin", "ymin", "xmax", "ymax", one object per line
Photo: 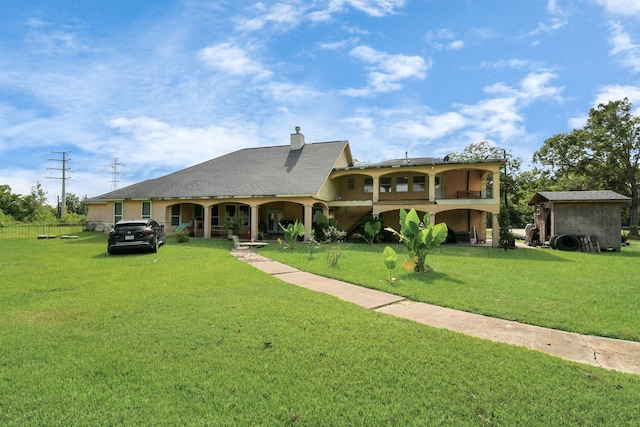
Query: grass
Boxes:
[
  {"xmin": 1, "ymin": 233, "xmax": 640, "ymax": 425},
  {"xmin": 262, "ymin": 241, "xmax": 640, "ymax": 342}
]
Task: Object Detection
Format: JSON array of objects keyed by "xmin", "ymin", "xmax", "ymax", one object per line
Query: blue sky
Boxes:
[{"xmin": 1, "ymin": 0, "xmax": 640, "ymax": 204}]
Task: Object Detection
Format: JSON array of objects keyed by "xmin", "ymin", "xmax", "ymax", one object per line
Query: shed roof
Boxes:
[
  {"xmin": 90, "ymin": 140, "xmax": 350, "ymax": 201},
  {"xmin": 528, "ymin": 190, "xmax": 631, "ymax": 206}
]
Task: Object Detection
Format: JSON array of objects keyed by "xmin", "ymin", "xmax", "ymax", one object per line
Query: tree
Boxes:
[
  {"xmin": 534, "ymin": 98, "xmax": 640, "ymax": 236},
  {"xmin": 0, "ymin": 185, "xmax": 24, "ymax": 220},
  {"xmin": 65, "ymin": 193, "xmax": 85, "ymax": 216},
  {"xmin": 21, "ymin": 183, "xmax": 56, "ymax": 222}
]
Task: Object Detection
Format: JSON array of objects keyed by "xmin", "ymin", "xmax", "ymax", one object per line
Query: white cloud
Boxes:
[
  {"xmin": 593, "ymin": 84, "xmax": 640, "ymax": 106},
  {"xmin": 197, "ymin": 43, "xmax": 272, "ymax": 80},
  {"xmin": 234, "ymin": 2, "xmax": 303, "ymax": 32},
  {"xmin": 391, "ymin": 112, "xmax": 467, "ymax": 140},
  {"xmin": 591, "ymin": 0, "xmax": 640, "ymax": 16},
  {"xmin": 425, "ymin": 28, "xmax": 464, "ymax": 50},
  {"xmin": 608, "ymin": 22, "xmax": 640, "ymax": 73},
  {"xmin": 240, "ymin": 0, "xmax": 405, "ymax": 27},
  {"xmin": 25, "ymin": 19, "xmax": 89, "ymax": 56},
  {"xmin": 458, "ymin": 97, "xmax": 525, "ymax": 143},
  {"xmin": 526, "ymin": 17, "xmax": 567, "ymax": 36},
  {"xmin": 484, "ymin": 72, "xmax": 564, "ymax": 103},
  {"xmin": 333, "ymin": 0, "xmax": 405, "ymax": 17},
  {"xmin": 341, "ymin": 45, "xmax": 430, "ymax": 96},
  {"xmin": 484, "ymin": 59, "xmax": 543, "ymax": 70},
  {"xmin": 107, "ymin": 116, "xmax": 258, "ymax": 170},
  {"xmin": 526, "ymin": 0, "xmax": 569, "ymax": 37},
  {"xmin": 519, "ymin": 72, "xmax": 564, "ymax": 101},
  {"xmin": 263, "ymin": 81, "xmax": 323, "ymax": 103}
]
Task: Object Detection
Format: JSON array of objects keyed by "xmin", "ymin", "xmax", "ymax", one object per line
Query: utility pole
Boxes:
[
  {"xmin": 110, "ymin": 157, "xmax": 121, "ymax": 190},
  {"xmin": 47, "ymin": 151, "xmax": 71, "ymax": 218}
]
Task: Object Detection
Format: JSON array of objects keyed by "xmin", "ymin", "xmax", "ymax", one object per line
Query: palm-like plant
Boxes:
[{"xmin": 385, "ymin": 208, "xmax": 448, "ymax": 273}]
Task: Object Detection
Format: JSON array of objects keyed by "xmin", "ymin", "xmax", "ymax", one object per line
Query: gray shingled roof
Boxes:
[
  {"xmin": 91, "ymin": 141, "xmax": 349, "ymax": 200},
  {"xmin": 335, "ymin": 156, "xmax": 504, "ymax": 171},
  {"xmin": 528, "ymin": 190, "xmax": 631, "ymax": 205}
]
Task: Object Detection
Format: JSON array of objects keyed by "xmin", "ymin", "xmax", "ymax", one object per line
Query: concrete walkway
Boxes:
[{"xmin": 232, "ymin": 249, "xmax": 640, "ymax": 376}]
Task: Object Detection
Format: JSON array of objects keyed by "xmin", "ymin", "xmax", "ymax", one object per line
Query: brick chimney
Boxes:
[{"xmin": 290, "ymin": 126, "xmax": 305, "ymax": 150}]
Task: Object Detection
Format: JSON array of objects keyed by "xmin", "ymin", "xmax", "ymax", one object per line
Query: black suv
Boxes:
[{"xmin": 107, "ymin": 219, "xmax": 166, "ymax": 254}]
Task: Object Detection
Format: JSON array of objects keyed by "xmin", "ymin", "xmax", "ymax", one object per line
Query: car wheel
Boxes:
[{"xmin": 152, "ymin": 237, "xmax": 159, "ymax": 253}]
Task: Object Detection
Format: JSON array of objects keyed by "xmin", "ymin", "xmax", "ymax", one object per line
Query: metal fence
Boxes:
[{"xmin": 0, "ymin": 223, "xmax": 86, "ymax": 239}]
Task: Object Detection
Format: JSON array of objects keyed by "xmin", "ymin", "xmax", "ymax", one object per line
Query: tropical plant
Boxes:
[
  {"xmin": 385, "ymin": 208, "xmax": 448, "ymax": 273},
  {"xmin": 361, "ymin": 219, "xmax": 382, "ymax": 245},
  {"xmin": 383, "ymin": 246, "xmax": 397, "ymax": 282},
  {"xmin": 225, "ymin": 218, "xmax": 240, "ymax": 235},
  {"xmin": 279, "ymin": 220, "xmax": 305, "ymax": 249}
]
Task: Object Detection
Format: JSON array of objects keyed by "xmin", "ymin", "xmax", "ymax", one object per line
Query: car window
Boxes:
[{"xmin": 115, "ymin": 224, "xmax": 145, "ymax": 232}]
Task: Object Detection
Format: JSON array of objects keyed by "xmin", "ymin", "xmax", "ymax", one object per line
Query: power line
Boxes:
[
  {"xmin": 46, "ymin": 151, "xmax": 71, "ymax": 218},
  {"xmin": 110, "ymin": 157, "xmax": 121, "ymax": 190}
]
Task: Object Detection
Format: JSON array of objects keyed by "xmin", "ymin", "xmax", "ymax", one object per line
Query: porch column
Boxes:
[
  {"xmin": 429, "ymin": 212, "xmax": 436, "ymax": 225},
  {"xmin": 203, "ymin": 206, "xmax": 211, "ymax": 239},
  {"xmin": 492, "ymin": 170, "xmax": 501, "ymax": 201},
  {"xmin": 303, "ymin": 204, "xmax": 313, "ymax": 241},
  {"xmin": 250, "ymin": 205, "xmax": 258, "ymax": 241},
  {"xmin": 372, "ymin": 176, "xmax": 380, "ymax": 203},
  {"xmin": 428, "ymin": 173, "xmax": 436, "ymax": 202},
  {"xmin": 492, "ymin": 212, "xmax": 500, "ymax": 248}
]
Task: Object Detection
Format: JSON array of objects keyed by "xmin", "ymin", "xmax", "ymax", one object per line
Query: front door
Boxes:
[{"xmin": 267, "ymin": 210, "xmax": 284, "ymax": 234}]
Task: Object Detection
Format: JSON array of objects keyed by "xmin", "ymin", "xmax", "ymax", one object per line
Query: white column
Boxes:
[
  {"xmin": 203, "ymin": 206, "xmax": 211, "ymax": 239},
  {"xmin": 428, "ymin": 173, "xmax": 436, "ymax": 202},
  {"xmin": 304, "ymin": 205, "xmax": 313, "ymax": 241},
  {"xmin": 250, "ymin": 205, "xmax": 258, "ymax": 240},
  {"xmin": 372, "ymin": 176, "xmax": 380, "ymax": 203}
]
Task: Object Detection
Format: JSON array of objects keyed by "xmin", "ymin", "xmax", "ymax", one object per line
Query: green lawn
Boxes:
[
  {"xmin": 261, "ymin": 240, "xmax": 640, "ymax": 341},
  {"xmin": 1, "ymin": 233, "xmax": 639, "ymax": 425}
]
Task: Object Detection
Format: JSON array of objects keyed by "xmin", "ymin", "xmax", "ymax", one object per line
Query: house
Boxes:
[
  {"xmin": 86, "ymin": 128, "xmax": 505, "ymax": 247},
  {"xmin": 528, "ymin": 190, "xmax": 631, "ymax": 251}
]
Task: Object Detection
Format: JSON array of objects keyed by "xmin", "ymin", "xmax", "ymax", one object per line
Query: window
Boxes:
[
  {"xmin": 380, "ymin": 177, "xmax": 392, "ymax": 193},
  {"xmin": 225, "ymin": 204, "xmax": 236, "ymax": 222},
  {"xmin": 396, "ymin": 176, "xmax": 409, "ymax": 192},
  {"xmin": 194, "ymin": 205, "xmax": 203, "ymax": 219},
  {"xmin": 434, "ymin": 175, "xmax": 443, "ymax": 198},
  {"xmin": 412, "ymin": 176, "xmax": 426, "ymax": 192},
  {"xmin": 238, "ymin": 205, "xmax": 249, "ymax": 226},
  {"xmin": 346, "ymin": 177, "xmax": 355, "ymax": 190},
  {"xmin": 171, "ymin": 205, "xmax": 181, "ymax": 226},
  {"xmin": 364, "ymin": 177, "xmax": 373, "ymax": 193},
  {"xmin": 211, "ymin": 205, "xmax": 219, "ymax": 226},
  {"xmin": 141, "ymin": 201, "xmax": 151, "ymax": 219},
  {"xmin": 114, "ymin": 202, "xmax": 123, "ymax": 224}
]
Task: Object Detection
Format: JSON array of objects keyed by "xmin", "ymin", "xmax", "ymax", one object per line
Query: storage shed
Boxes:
[{"xmin": 528, "ymin": 190, "xmax": 631, "ymax": 251}]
